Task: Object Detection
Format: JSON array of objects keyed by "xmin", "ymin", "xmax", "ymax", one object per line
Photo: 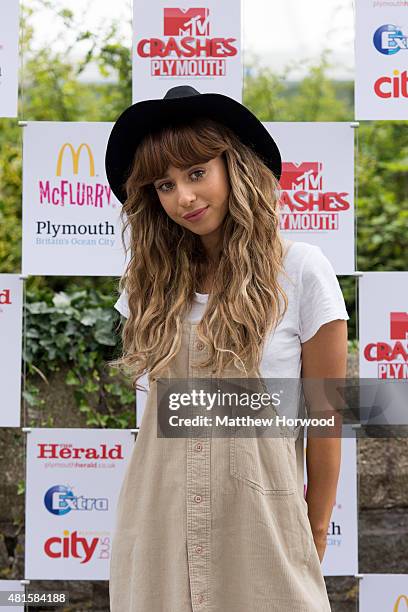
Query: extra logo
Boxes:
[
  {"xmin": 373, "ymin": 24, "xmax": 408, "ymax": 55},
  {"xmin": 44, "ymin": 485, "xmax": 108, "ymax": 515},
  {"xmin": 44, "ymin": 530, "xmax": 110, "ymax": 563},
  {"xmin": 363, "ymin": 312, "xmax": 408, "ymax": 379},
  {"xmin": 278, "ymin": 161, "xmax": 350, "ymax": 231},
  {"xmin": 136, "ymin": 7, "xmax": 237, "ymax": 77}
]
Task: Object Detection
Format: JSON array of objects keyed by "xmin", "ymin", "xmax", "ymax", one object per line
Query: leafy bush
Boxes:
[{"xmin": 23, "ymin": 287, "xmax": 134, "ymax": 428}]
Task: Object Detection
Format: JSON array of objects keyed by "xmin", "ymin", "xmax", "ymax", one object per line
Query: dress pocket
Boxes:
[{"xmin": 230, "ymin": 435, "xmax": 296, "ymax": 495}]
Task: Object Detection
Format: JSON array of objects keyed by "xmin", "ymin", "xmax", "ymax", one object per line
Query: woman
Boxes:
[{"xmin": 105, "ymin": 85, "xmax": 349, "ymax": 611}]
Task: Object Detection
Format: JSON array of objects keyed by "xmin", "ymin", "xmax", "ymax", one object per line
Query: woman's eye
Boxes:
[
  {"xmin": 158, "ymin": 182, "xmax": 172, "ymax": 192},
  {"xmin": 191, "ymin": 169, "xmax": 205, "ymax": 180},
  {"xmin": 156, "ymin": 170, "xmax": 205, "ymax": 192}
]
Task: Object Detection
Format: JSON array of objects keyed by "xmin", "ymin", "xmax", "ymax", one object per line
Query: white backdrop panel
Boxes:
[
  {"xmin": 25, "ymin": 428, "xmax": 134, "ymax": 579},
  {"xmin": 132, "ymin": 0, "xmax": 242, "ymax": 102},
  {"xmin": 265, "ymin": 122, "xmax": 355, "ymax": 274},
  {"xmin": 22, "ymin": 122, "xmax": 128, "ymax": 276},
  {"xmin": 360, "ymin": 574, "xmax": 408, "ymax": 611},
  {"xmin": 0, "ymin": 274, "xmax": 22, "ymax": 427},
  {"xmin": 359, "ymin": 272, "xmax": 408, "ymax": 379},
  {"xmin": 359, "ymin": 272, "xmax": 408, "ymax": 425},
  {"xmin": 355, "ymin": 2, "xmax": 408, "ymax": 119}
]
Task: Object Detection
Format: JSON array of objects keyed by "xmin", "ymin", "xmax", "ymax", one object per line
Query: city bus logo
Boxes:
[{"xmin": 56, "ymin": 143, "xmax": 95, "ymax": 177}]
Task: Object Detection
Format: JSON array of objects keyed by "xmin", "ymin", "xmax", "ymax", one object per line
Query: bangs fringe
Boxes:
[{"xmin": 131, "ymin": 119, "xmax": 230, "ymax": 187}]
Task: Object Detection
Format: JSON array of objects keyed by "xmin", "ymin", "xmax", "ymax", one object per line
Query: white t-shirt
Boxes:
[{"xmin": 114, "ymin": 240, "xmax": 349, "ymax": 379}]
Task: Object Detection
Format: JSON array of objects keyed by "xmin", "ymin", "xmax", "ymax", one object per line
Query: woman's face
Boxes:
[{"xmin": 152, "ymin": 155, "xmax": 230, "ymax": 239}]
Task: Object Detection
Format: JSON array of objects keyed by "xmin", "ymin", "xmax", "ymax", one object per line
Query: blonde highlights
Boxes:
[{"xmin": 109, "ymin": 118, "xmax": 288, "ymax": 390}]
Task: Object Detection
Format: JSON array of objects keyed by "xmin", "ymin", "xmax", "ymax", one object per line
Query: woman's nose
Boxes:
[{"xmin": 177, "ymin": 184, "xmax": 197, "ymax": 206}]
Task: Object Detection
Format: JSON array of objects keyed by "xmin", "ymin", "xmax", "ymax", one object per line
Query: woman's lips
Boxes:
[{"xmin": 183, "ymin": 206, "xmax": 209, "ymax": 221}]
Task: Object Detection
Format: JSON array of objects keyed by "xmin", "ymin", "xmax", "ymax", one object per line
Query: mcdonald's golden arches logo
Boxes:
[
  {"xmin": 56, "ymin": 143, "xmax": 95, "ymax": 177},
  {"xmin": 394, "ymin": 594, "xmax": 408, "ymax": 611}
]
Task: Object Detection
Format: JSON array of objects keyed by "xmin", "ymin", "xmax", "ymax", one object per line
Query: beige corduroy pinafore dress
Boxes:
[{"xmin": 109, "ymin": 320, "xmax": 332, "ymax": 612}]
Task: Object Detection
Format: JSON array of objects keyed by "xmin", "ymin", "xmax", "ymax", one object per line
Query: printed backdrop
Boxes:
[
  {"xmin": 359, "ymin": 272, "xmax": 408, "ymax": 425},
  {"xmin": 2, "ymin": 0, "xmax": 406, "ymax": 600},
  {"xmin": 132, "ymin": 0, "xmax": 242, "ymax": 102},
  {"xmin": 359, "ymin": 272, "xmax": 408, "ymax": 380},
  {"xmin": 25, "ymin": 428, "xmax": 134, "ymax": 580},
  {"xmin": 22, "ymin": 122, "xmax": 128, "ymax": 276},
  {"xmin": 267, "ymin": 122, "xmax": 355, "ymax": 274},
  {"xmin": 355, "ymin": 1, "xmax": 408, "ymax": 119},
  {"xmin": 0, "ymin": 274, "xmax": 22, "ymax": 427},
  {"xmin": 359, "ymin": 574, "xmax": 408, "ymax": 611}
]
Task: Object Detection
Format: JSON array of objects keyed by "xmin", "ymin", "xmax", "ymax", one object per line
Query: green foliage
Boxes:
[
  {"xmin": 24, "ymin": 288, "xmax": 135, "ymax": 428},
  {"xmin": 284, "ymin": 53, "xmax": 352, "ymax": 122},
  {"xmin": 19, "ymin": 2, "xmax": 131, "ymax": 122},
  {"xmin": 357, "ymin": 121, "xmax": 408, "ymax": 271},
  {"xmin": 17, "ymin": 480, "xmax": 25, "ymax": 496},
  {"xmin": 0, "ymin": 121, "xmax": 22, "ymax": 271},
  {"xmin": 244, "ymin": 51, "xmax": 353, "ymax": 122}
]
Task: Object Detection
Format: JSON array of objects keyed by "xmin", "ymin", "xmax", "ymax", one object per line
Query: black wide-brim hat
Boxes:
[{"xmin": 105, "ymin": 85, "xmax": 282, "ymax": 204}]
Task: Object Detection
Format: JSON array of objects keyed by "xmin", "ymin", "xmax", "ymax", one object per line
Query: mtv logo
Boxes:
[
  {"xmin": 163, "ymin": 8, "xmax": 210, "ymax": 37},
  {"xmin": 390, "ymin": 312, "xmax": 408, "ymax": 340},
  {"xmin": 280, "ymin": 162, "xmax": 323, "ymax": 191}
]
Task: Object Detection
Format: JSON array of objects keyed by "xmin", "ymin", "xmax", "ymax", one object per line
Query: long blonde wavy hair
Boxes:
[{"xmin": 109, "ymin": 117, "xmax": 289, "ymax": 390}]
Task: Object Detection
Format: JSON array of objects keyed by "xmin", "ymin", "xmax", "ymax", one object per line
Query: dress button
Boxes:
[
  {"xmin": 196, "ymin": 341, "xmax": 205, "ymax": 351},
  {"xmin": 195, "ymin": 545, "xmax": 203, "ymax": 554},
  {"xmin": 194, "ymin": 442, "xmax": 203, "ymax": 452},
  {"xmin": 197, "ymin": 594, "xmax": 204, "ymax": 604},
  {"xmin": 194, "ymin": 494, "xmax": 202, "ymax": 503}
]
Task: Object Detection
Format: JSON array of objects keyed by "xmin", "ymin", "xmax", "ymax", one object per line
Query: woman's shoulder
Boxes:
[
  {"xmin": 281, "ymin": 238, "xmax": 325, "ymax": 275},
  {"xmin": 280, "ymin": 239, "xmax": 349, "ymax": 342}
]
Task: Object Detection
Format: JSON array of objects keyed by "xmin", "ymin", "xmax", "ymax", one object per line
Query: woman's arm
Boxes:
[{"xmin": 301, "ymin": 319, "xmax": 348, "ymax": 562}]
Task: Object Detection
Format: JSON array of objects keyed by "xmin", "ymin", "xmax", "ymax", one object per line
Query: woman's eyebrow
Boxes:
[{"xmin": 155, "ymin": 164, "xmax": 204, "ymax": 182}]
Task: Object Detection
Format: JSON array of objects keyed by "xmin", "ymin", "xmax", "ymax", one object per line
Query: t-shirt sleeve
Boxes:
[
  {"xmin": 114, "ymin": 289, "xmax": 130, "ymax": 319},
  {"xmin": 298, "ymin": 246, "xmax": 349, "ymax": 343}
]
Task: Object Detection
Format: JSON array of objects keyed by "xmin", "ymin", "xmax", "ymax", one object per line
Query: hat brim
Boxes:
[{"xmin": 105, "ymin": 92, "xmax": 282, "ymax": 204}]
